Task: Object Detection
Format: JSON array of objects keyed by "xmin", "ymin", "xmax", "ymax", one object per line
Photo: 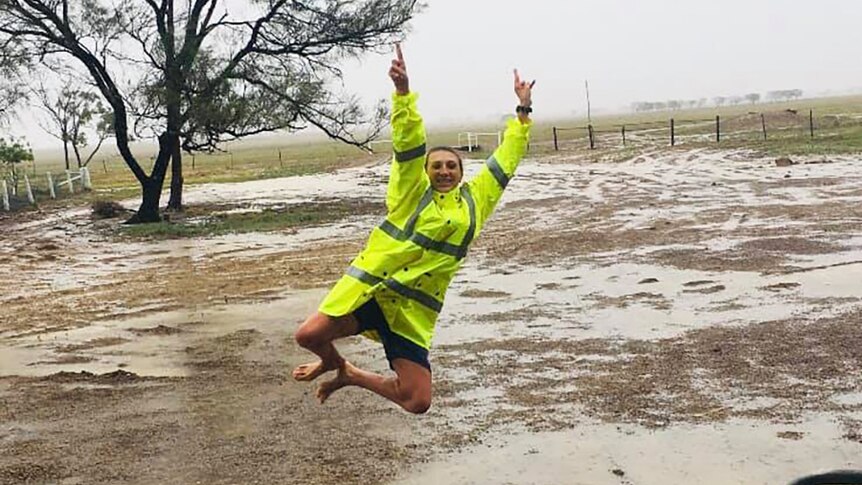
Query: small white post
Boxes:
[
  {"xmin": 497, "ymin": 131, "xmax": 502, "ymax": 147},
  {"xmin": 1, "ymin": 180, "xmax": 9, "ymax": 211},
  {"xmin": 65, "ymin": 170, "xmax": 74, "ymax": 194},
  {"xmin": 81, "ymin": 167, "xmax": 92, "ymax": 190},
  {"xmin": 47, "ymin": 172, "xmax": 56, "ymax": 199},
  {"xmin": 468, "ymin": 133, "xmax": 474, "ymax": 152},
  {"xmin": 24, "ymin": 174, "xmax": 34, "ymax": 204}
]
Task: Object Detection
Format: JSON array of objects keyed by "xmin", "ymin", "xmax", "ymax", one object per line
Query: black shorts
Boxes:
[{"xmin": 352, "ymin": 298, "xmax": 431, "ymax": 372}]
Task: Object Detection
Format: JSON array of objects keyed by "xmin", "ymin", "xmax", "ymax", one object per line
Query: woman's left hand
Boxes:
[{"xmin": 514, "ymin": 69, "xmax": 535, "ymax": 107}]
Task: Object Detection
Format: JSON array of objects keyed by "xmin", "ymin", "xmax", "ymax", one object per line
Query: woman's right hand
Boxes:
[{"xmin": 389, "ymin": 43, "xmax": 410, "ymax": 95}]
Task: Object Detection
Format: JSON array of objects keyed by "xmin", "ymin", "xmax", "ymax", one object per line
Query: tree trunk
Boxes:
[
  {"xmin": 63, "ymin": 140, "xmax": 70, "ymax": 171},
  {"xmin": 125, "ymin": 132, "xmax": 174, "ymax": 224},
  {"xmin": 72, "ymin": 141, "xmax": 83, "ymax": 168},
  {"xmin": 167, "ymin": 137, "xmax": 183, "ymax": 211},
  {"xmin": 127, "ymin": 178, "xmax": 163, "ymax": 223}
]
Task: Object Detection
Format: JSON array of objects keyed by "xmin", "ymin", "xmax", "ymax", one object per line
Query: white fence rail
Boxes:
[
  {"xmin": 2, "ymin": 167, "xmax": 91, "ymax": 212},
  {"xmin": 457, "ymin": 131, "xmax": 501, "ymax": 152}
]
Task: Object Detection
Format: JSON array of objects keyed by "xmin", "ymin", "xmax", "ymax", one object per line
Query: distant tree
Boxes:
[
  {"xmin": 789, "ymin": 89, "xmax": 803, "ymax": 100},
  {"xmin": 729, "ymin": 96, "xmax": 744, "ymax": 106},
  {"xmin": 745, "ymin": 93, "xmax": 761, "ymax": 105},
  {"xmin": 0, "ymin": 137, "xmax": 34, "ymax": 195},
  {"xmin": 713, "ymin": 96, "xmax": 726, "ymax": 107},
  {"xmin": 35, "ymin": 84, "xmax": 112, "ymax": 170},
  {"xmin": 698, "ymin": 98, "xmax": 707, "ymax": 108}
]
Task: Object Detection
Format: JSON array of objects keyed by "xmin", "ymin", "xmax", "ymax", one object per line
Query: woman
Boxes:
[{"xmin": 293, "ymin": 43, "xmax": 534, "ymax": 414}]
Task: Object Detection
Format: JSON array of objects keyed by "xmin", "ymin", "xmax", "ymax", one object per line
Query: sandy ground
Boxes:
[{"xmin": 2, "ymin": 148, "xmax": 862, "ymax": 484}]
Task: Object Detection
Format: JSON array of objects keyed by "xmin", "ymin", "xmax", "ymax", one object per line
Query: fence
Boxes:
[
  {"xmin": 551, "ymin": 109, "xmax": 854, "ymax": 151},
  {"xmin": 1, "ymin": 167, "xmax": 91, "ymax": 211},
  {"xmin": 457, "ymin": 131, "xmax": 502, "ymax": 152}
]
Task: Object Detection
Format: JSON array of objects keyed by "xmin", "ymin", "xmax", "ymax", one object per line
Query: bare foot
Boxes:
[
  {"xmin": 292, "ymin": 360, "xmax": 339, "ymax": 382},
  {"xmin": 316, "ymin": 362, "xmax": 356, "ymax": 404}
]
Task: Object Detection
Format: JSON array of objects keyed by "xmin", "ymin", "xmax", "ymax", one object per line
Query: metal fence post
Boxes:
[
  {"xmin": 809, "ymin": 109, "xmax": 815, "ymax": 138},
  {"xmin": 553, "ymin": 127, "xmax": 558, "ymax": 151},
  {"xmin": 670, "ymin": 118, "xmax": 675, "ymax": 146},
  {"xmin": 716, "ymin": 115, "xmax": 720, "ymax": 143}
]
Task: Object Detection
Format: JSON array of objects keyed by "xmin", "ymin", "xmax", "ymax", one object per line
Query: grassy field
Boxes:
[{"xmin": 3, "ymin": 94, "xmax": 862, "ymax": 215}]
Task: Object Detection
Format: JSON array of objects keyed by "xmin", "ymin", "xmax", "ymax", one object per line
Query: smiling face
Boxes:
[{"xmin": 425, "ymin": 148, "xmax": 463, "ymax": 193}]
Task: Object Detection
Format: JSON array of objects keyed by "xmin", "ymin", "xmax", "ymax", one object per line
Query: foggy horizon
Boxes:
[{"xmin": 5, "ymin": 0, "xmax": 862, "ymax": 150}]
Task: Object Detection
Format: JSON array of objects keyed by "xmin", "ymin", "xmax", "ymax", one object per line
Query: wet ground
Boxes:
[{"xmin": 2, "ymin": 148, "xmax": 861, "ymax": 484}]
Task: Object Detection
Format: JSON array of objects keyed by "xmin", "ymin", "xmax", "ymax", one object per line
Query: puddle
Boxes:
[
  {"xmin": 437, "ymin": 258, "xmax": 862, "ymax": 344},
  {"xmin": 392, "ymin": 415, "xmax": 862, "ymax": 485},
  {"xmin": 0, "ymin": 288, "xmax": 326, "ymax": 377}
]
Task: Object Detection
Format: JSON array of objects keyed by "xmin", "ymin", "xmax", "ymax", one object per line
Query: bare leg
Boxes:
[
  {"xmin": 317, "ymin": 358, "xmax": 432, "ymax": 414},
  {"xmin": 292, "ymin": 311, "xmax": 359, "ymax": 382}
]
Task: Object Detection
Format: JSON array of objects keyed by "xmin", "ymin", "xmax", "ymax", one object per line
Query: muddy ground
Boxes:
[{"xmin": 2, "ymin": 148, "xmax": 861, "ymax": 484}]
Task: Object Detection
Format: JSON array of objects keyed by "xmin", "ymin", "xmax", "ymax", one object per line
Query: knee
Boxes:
[
  {"xmin": 404, "ymin": 393, "xmax": 432, "ymax": 415},
  {"xmin": 294, "ymin": 315, "xmax": 324, "ymax": 349}
]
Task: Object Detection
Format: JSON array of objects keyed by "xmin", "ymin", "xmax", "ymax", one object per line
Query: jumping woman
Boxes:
[{"xmin": 293, "ymin": 43, "xmax": 535, "ymax": 414}]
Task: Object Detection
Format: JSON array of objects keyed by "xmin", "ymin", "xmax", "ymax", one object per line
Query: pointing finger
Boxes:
[
  {"xmin": 396, "ymin": 42, "xmax": 404, "ymax": 63},
  {"xmin": 513, "ymin": 68, "xmax": 521, "ymax": 85}
]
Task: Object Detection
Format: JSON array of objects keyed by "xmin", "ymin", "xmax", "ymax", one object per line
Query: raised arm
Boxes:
[
  {"xmin": 467, "ymin": 69, "xmax": 535, "ymax": 224},
  {"xmin": 386, "ymin": 43, "xmax": 428, "ymax": 215}
]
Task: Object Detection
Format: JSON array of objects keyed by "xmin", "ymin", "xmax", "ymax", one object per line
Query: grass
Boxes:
[
  {"xmin": 117, "ymin": 199, "xmax": 384, "ymax": 240},
  {"xmin": 5, "ymin": 94, "xmax": 862, "ymax": 216}
]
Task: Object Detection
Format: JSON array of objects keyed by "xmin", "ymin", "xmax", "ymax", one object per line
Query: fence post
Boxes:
[
  {"xmin": 670, "ymin": 118, "xmax": 675, "ymax": 146},
  {"xmin": 192, "ymin": 154, "xmax": 196, "ymax": 170},
  {"xmin": 65, "ymin": 170, "xmax": 74, "ymax": 194},
  {"xmin": 622, "ymin": 125, "xmax": 627, "ymax": 146},
  {"xmin": 761, "ymin": 114, "xmax": 767, "ymax": 141},
  {"xmin": 82, "ymin": 167, "xmax": 92, "ymax": 190},
  {"xmin": 278, "ymin": 150, "xmax": 283, "ymax": 168},
  {"xmin": 47, "ymin": 172, "xmax": 56, "ymax": 199},
  {"xmin": 716, "ymin": 115, "xmax": 721, "ymax": 143},
  {"xmin": 1, "ymin": 180, "xmax": 9, "ymax": 211},
  {"xmin": 552, "ymin": 127, "xmax": 558, "ymax": 151},
  {"xmin": 588, "ymin": 124, "xmax": 595, "ymax": 150},
  {"xmin": 102, "ymin": 159, "xmax": 108, "ymax": 174},
  {"xmin": 497, "ymin": 131, "xmax": 502, "ymax": 147},
  {"xmin": 809, "ymin": 109, "xmax": 814, "ymax": 138},
  {"xmin": 24, "ymin": 174, "xmax": 35, "ymax": 204}
]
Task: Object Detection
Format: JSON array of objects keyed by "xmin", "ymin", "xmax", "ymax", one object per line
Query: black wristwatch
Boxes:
[{"xmin": 516, "ymin": 105, "xmax": 533, "ymax": 115}]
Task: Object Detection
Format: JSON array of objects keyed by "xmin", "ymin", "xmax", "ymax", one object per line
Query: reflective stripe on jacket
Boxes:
[{"xmin": 319, "ymin": 91, "xmax": 532, "ymax": 349}]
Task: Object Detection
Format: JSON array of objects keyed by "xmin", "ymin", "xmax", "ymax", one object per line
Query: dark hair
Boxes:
[{"xmin": 425, "ymin": 146, "xmax": 463, "ymax": 172}]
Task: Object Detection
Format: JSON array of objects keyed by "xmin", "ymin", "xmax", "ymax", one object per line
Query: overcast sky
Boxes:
[
  {"xmin": 344, "ymin": 0, "xmax": 862, "ymax": 124},
  {"xmin": 9, "ymin": 0, "xmax": 862, "ymax": 149}
]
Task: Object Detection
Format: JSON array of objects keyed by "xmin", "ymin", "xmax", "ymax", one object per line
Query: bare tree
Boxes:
[{"xmin": 0, "ymin": 0, "xmax": 419, "ymax": 222}]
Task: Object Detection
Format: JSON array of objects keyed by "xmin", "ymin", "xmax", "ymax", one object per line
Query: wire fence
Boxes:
[{"xmin": 551, "ymin": 109, "xmax": 861, "ymax": 151}]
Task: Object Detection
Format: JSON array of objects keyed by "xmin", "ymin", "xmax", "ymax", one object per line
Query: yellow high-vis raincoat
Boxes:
[{"xmin": 319, "ymin": 92, "xmax": 532, "ymax": 350}]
